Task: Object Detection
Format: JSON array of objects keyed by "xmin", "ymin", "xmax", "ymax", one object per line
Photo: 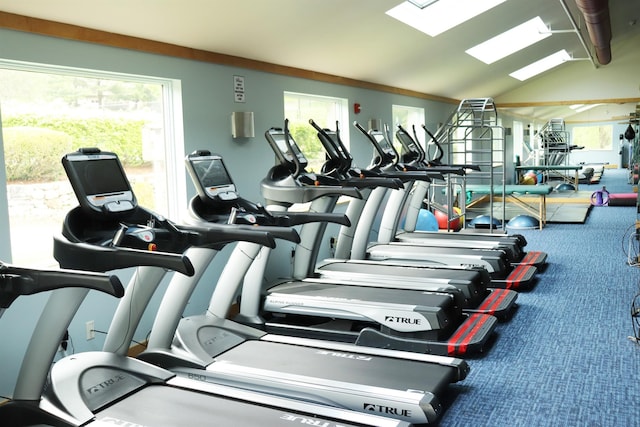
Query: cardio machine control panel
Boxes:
[
  {"xmin": 62, "ymin": 148, "xmax": 190, "ymax": 251},
  {"xmin": 186, "ymin": 150, "xmax": 287, "ymax": 226},
  {"xmin": 62, "ymin": 147, "xmax": 136, "ymax": 217},
  {"xmin": 57, "ymin": 148, "xmax": 259, "ymax": 275}
]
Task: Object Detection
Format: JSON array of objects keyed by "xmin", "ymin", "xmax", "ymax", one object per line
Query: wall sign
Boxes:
[{"xmin": 234, "ymin": 75, "xmax": 245, "ymax": 103}]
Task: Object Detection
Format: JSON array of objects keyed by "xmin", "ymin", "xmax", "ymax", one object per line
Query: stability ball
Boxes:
[
  {"xmin": 520, "ymin": 171, "xmax": 537, "ymax": 185},
  {"xmin": 434, "ymin": 206, "xmax": 463, "ymax": 231},
  {"xmin": 416, "ymin": 209, "xmax": 439, "ymax": 232}
]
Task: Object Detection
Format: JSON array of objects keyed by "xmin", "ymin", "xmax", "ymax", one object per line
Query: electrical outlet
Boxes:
[{"xmin": 86, "ymin": 320, "xmax": 95, "ymax": 340}]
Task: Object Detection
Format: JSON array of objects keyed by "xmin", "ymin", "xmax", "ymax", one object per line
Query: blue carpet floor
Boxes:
[{"xmin": 438, "ymin": 168, "xmax": 640, "ymax": 427}]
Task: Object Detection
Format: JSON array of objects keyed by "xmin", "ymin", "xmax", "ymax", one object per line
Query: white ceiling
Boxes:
[{"xmin": 1, "ymin": 0, "xmax": 639, "ymax": 123}]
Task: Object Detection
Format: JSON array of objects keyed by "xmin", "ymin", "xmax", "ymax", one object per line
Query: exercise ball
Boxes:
[
  {"xmin": 434, "ymin": 206, "xmax": 463, "ymax": 231},
  {"xmin": 415, "ymin": 209, "xmax": 439, "ymax": 232},
  {"xmin": 520, "ymin": 171, "xmax": 537, "ymax": 185}
]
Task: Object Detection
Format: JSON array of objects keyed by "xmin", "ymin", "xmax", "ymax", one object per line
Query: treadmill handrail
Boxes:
[
  {"xmin": 308, "ymin": 119, "xmax": 352, "ymax": 175},
  {"xmin": 420, "ymin": 124, "xmax": 481, "ymax": 171},
  {"xmin": 53, "ymin": 234, "xmax": 195, "ymax": 276},
  {"xmin": 0, "ymin": 264, "xmax": 123, "ymax": 308},
  {"xmin": 274, "ymin": 211, "xmax": 352, "ymax": 227},
  {"xmin": 177, "ymin": 222, "xmax": 279, "ymax": 248}
]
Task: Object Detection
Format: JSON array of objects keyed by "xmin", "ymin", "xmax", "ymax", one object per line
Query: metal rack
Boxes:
[
  {"xmin": 537, "ymin": 118, "xmax": 571, "ymax": 167},
  {"xmin": 441, "ymin": 98, "xmax": 506, "ymax": 231}
]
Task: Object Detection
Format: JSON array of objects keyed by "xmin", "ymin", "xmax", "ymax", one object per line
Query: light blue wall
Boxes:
[{"xmin": 0, "ymin": 28, "xmax": 456, "ymax": 397}]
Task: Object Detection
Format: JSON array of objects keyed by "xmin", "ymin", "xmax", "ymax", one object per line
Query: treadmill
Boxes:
[
  {"xmin": 379, "ymin": 125, "xmax": 547, "ymax": 268},
  {"xmin": 318, "ymin": 122, "xmax": 538, "ymax": 290},
  {"xmin": 200, "ymin": 122, "xmax": 500, "ymax": 357},
  {"xmin": 0, "ymin": 263, "xmax": 123, "ymax": 427},
  {"xmin": 282, "ymin": 120, "xmax": 517, "ymax": 320},
  {"xmin": 54, "ymin": 148, "xmax": 464, "ymax": 425},
  {"xmin": 32, "ymin": 147, "xmax": 409, "ymax": 427}
]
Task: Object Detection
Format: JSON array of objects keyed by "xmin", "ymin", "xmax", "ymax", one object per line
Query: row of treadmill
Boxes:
[{"xmin": 0, "ymin": 118, "xmax": 548, "ymax": 426}]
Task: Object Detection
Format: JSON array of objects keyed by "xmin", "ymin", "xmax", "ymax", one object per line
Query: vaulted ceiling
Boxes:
[{"xmin": 0, "ymin": 0, "xmax": 639, "ymax": 124}]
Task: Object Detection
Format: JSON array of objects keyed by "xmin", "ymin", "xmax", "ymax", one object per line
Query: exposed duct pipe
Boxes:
[{"xmin": 574, "ymin": 0, "xmax": 612, "ymax": 65}]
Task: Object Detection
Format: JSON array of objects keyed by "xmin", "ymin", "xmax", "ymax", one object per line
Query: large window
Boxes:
[
  {"xmin": 572, "ymin": 124, "xmax": 613, "ymax": 151},
  {"xmin": 0, "ymin": 60, "xmax": 184, "ymax": 267},
  {"xmin": 284, "ymin": 92, "xmax": 349, "ymax": 173}
]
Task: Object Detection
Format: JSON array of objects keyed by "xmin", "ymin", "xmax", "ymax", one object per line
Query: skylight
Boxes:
[
  {"xmin": 570, "ymin": 104, "xmax": 602, "ymax": 113},
  {"xmin": 465, "ymin": 17, "xmax": 551, "ymax": 64},
  {"xmin": 386, "ymin": 0, "xmax": 507, "ymax": 37},
  {"xmin": 509, "ymin": 50, "xmax": 571, "ymax": 81},
  {"xmin": 406, "ymin": 0, "xmax": 439, "ymax": 8}
]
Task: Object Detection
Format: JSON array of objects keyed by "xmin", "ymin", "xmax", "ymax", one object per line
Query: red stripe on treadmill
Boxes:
[
  {"xmin": 477, "ymin": 289, "xmax": 500, "ymax": 312},
  {"xmin": 477, "ymin": 289, "xmax": 511, "ymax": 315},
  {"xmin": 521, "ymin": 251, "xmax": 544, "ymax": 265},
  {"xmin": 505, "ymin": 263, "xmax": 532, "ymax": 289},
  {"xmin": 447, "ymin": 313, "xmax": 492, "ymax": 355}
]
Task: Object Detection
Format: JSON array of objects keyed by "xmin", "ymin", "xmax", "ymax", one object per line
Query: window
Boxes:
[
  {"xmin": 572, "ymin": 124, "xmax": 613, "ymax": 151},
  {"xmin": 283, "ymin": 92, "xmax": 349, "ymax": 173},
  {"xmin": 466, "ymin": 17, "xmax": 551, "ymax": 65},
  {"xmin": 509, "ymin": 50, "xmax": 571, "ymax": 81},
  {"xmin": 386, "ymin": 0, "xmax": 506, "ymax": 37},
  {"xmin": 0, "ymin": 60, "xmax": 184, "ymax": 267}
]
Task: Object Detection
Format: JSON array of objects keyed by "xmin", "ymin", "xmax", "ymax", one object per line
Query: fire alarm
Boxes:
[{"xmin": 354, "ymin": 103, "xmax": 361, "ymax": 114}]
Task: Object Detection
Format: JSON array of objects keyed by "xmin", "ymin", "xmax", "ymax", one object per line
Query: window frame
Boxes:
[{"xmin": 0, "ymin": 58, "xmax": 185, "ymax": 264}]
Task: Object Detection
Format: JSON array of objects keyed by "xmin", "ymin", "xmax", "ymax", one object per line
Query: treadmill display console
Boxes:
[
  {"xmin": 62, "ymin": 150, "xmax": 135, "ymax": 215},
  {"xmin": 396, "ymin": 131, "xmax": 419, "ymax": 155},
  {"xmin": 268, "ymin": 131, "xmax": 308, "ymax": 166},
  {"xmin": 371, "ymin": 132, "xmax": 398, "ymax": 161},
  {"xmin": 186, "ymin": 154, "xmax": 237, "ymax": 200}
]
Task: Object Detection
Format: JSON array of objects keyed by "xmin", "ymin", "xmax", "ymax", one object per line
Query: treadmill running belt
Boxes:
[
  {"xmin": 215, "ymin": 340, "xmax": 455, "ymax": 392},
  {"xmin": 96, "ymin": 385, "xmax": 351, "ymax": 426}
]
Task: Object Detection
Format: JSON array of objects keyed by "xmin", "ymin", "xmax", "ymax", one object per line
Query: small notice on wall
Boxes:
[{"xmin": 234, "ymin": 75, "xmax": 245, "ymax": 103}]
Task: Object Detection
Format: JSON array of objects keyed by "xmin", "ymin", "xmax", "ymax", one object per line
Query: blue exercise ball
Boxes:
[{"xmin": 416, "ymin": 209, "xmax": 439, "ymax": 232}]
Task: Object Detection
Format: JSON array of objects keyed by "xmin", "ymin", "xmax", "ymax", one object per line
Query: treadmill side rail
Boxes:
[
  {"xmin": 261, "ymin": 334, "xmax": 469, "ymax": 381},
  {"xmin": 168, "ymin": 376, "xmax": 415, "ymax": 427},
  {"xmin": 174, "ymin": 365, "xmax": 440, "ymax": 424}
]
